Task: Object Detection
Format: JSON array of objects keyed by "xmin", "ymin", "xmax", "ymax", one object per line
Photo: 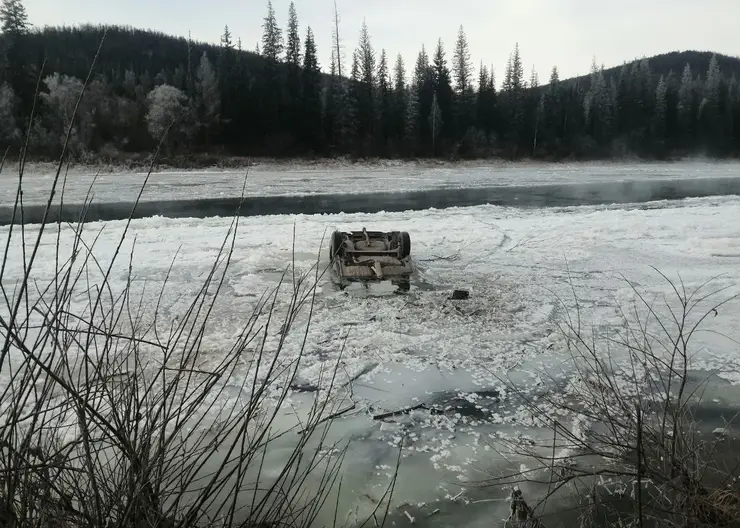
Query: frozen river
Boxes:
[
  {"xmin": 1, "ymin": 160, "xmax": 738, "ymax": 204},
  {"xmin": 2, "ymin": 161, "xmax": 740, "ymax": 224},
  {"xmin": 2, "ymin": 188, "xmax": 740, "ymax": 525}
]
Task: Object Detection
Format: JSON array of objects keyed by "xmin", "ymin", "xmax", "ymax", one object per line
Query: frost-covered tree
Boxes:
[
  {"xmin": 428, "ymin": 91, "xmax": 442, "ymax": 152},
  {"xmin": 653, "ymin": 74, "xmax": 667, "ymax": 139},
  {"xmin": 196, "ymin": 52, "xmax": 220, "ymax": 142},
  {"xmin": 0, "ymin": 82, "xmax": 19, "ymax": 142},
  {"xmin": 678, "ymin": 63, "xmax": 693, "ymax": 114},
  {"xmin": 39, "ymin": 73, "xmax": 88, "ymax": 149},
  {"xmin": 699, "ymin": 54, "xmax": 723, "ymax": 141},
  {"xmin": 704, "ymin": 54, "xmax": 721, "ymax": 105},
  {"xmin": 584, "ymin": 60, "xmax": 614, "ymax": 143},
  {"xmin": 545, "ymin": 66, "xmax": 561, "ymax": 132},
  {"xmin": 405, "ymin": 83, "xmax": 419, "ymax": 144},
  {"xmin": 146, "ymin": 84, "xmax": 194, "ymax": 152}
]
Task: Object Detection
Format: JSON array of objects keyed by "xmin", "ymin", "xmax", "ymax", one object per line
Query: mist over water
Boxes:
[{"xmin": 2, "ymin": 175, "xmax": 740, "ymax": 225}]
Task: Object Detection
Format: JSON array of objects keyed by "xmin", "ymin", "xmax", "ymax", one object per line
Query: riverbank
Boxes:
[{"xmin": 4, "ymin": 152, "xmax": 737, "ymax": 176}]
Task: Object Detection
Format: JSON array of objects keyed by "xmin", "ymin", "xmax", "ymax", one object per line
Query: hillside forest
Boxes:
[{"xmin": 1, "ymin": 0, "xmax": 739, "ymax": 162}]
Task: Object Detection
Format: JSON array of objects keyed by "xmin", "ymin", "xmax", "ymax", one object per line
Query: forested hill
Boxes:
[
  {"xmin": 0, "ymin": 0, "xmax": 739, "ymax": 163},
  {"xmin": 562, "ymin": 51, "xmax": 740, "ymax": 91},
  {"xmin": 21, "ymin": 25, "xmax": 266, "ymax": 84}
]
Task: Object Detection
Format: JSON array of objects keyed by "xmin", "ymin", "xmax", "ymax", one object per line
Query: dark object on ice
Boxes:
[
  {"xmin": 508, "ymin": 487, "xmax": 547, "ymax": 527},
  {"xmin": 450, "ymin": 289, "xmax": 470, "ymax": 300},
  {"xmin": 330, "ymin": 227, "xmax": 412, "ymax": 291}
]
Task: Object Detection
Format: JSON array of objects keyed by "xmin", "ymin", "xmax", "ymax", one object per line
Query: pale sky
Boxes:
[{"xmin": 23, "ymin": 0, "xmax": 740, "ymax": 86}]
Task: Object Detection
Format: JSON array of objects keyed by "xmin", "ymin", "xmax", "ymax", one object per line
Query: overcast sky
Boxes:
[{"xmin": 23, "ymin": 0, "xmax": 739, "ymax": 86}]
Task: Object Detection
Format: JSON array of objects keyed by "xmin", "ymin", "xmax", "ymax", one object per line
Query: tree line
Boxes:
[{"xmin": 0, "ymin": 0, "xmax": 739, "ymax": 162}]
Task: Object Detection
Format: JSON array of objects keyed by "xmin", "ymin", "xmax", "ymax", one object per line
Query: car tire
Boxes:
[
  {"xmin": 398, "ymin": 231, "xmax": 411, "ymax": 259},
  {"xmin": 330, "ymin": 231, "xmax": 344, "ymax": 263}
]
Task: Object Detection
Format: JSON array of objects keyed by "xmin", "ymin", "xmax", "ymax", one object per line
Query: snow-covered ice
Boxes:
[
  {"xmin": 2, "ymin": 194, "xmax": 740, "ymax": 524},
  {"xmin": 3, "ymin": 160, "xmax": 740, "ymax": 205}
]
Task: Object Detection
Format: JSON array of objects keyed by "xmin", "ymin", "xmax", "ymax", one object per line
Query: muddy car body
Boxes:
[{"xmin": 329, "ymin": 228, "xmax": 413, "ymax": 291}]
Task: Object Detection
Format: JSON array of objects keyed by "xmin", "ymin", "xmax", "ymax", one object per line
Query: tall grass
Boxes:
[
  {"xmin": 487, "ymin": 271, "xmax": 740, "ymax": 527},
  {"xmin": 0, "ymin": 37, "xmax": 376, "ymax": 527}
]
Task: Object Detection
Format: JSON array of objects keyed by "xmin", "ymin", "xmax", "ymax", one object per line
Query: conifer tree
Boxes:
[
  {"xmin": 261, "ymin": 0, "xmax": 284, "ymax": 142},
  {"xmin": 285, "ymin": 2, "xmax": 301, "ymax": 65},
  {"xmin": 285, "ymin": 1, "xmax": 302, "ymax": 139},
  {"xmin": 1, "ymin": 0, "xmax": 31, "ymax": 116},
  {"xmin": 653, "ymin": 74, "xmax": 667, "ymax": 140},
  {"xmin": 429, "ymin": 92, "xmax": 442, "ymax": 153},
  {"xmin": 377, "ymin": 49, "xmax": 392, "ymax": 146},
  {"xmin": 301, "ymin": 27, "xmax": 323, "ymax": 150},
  {"xmin": 392, "ymin": 54, "xmax": 408, "ymax": 142},
  {"xmin": 452, "ymin": 25, "xmax": 473, "ymax": 94},
  {"xmin": 261, "ymin": 0, "xmax": 283, "ymax": 61},
  {"xmin": 432, "ymin": 39, "xmax": 454, "ymax": 139},
  {"xmin": 0, "ymin": 0, "xmax": 29, "ymax": 34},
  {"xmin": 355, "ymin": 20, "xmax": 376, "ymax": 141},
  {"xmin": 453, "ymin": 25, "xmax": 475, "ymax": 135}
]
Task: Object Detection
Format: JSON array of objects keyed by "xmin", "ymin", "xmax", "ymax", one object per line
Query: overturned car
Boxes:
[{"xmin": 329, "ymin": 228, "xmax": 413, "ymax": 291}]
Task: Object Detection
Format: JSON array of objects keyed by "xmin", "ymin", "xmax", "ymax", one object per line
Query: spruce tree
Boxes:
[
  {"xmin": 261, "ymin": 0, "xmax": 284, "ymax": 142},
  {"xmin": 429, "ymin": 92, "xmax": 442, "ymax": 154},
  {"xmin": 217, "ymin": 26, "xmax": 235, "ymax": 140},
  {"xmin": 432, "ymin": 39, "xmax": 454, "ymax": 139},
  {"xmin": 285, "ymin": 2, "xmax": 301, "ymax": 65},
  {"xmin": 701, "ymin": 54, "xmax": 722, "ymax": 145},
  {"xmin": 452, "ymin": 25, "xmax": 473, "ymax": 94},
  {"xmin": 261, "ymin": 0, "xmax": 283, "ymax": 61},
  {"xmin": 476, "ymin": 63, "xmax": 495, "ymax": 138},
  {"xmin": 501, "ymin": 43, "xmax": 525, "ymax": 151},
  {"xmin": 529, "ymin": 66, "xmax": 539, "ymax": 89},
  {"xmin": 0, "ymin": 0, "xmax": 29, "ymax": 34},
  {"xmin": 392, "ymin": 54, "xmax": 408, "ymax": 143},
  {"xmin": 653, "ymin": 74, "xmax": 667, "ymax": 141},
  {"xmin": 377, "ymin": 49, "xmax": 392, "ymax": 148},
  {"xmin": 285, "ymin": 1, "xmax": 302, "ymax": 140},
  {"xmin": 409, "ymin": 46, "xmax": 431, "ymax": 149},
  {"xmin": 355, "ymin": 20, "xmax": 376, "ymax": 141},
  {"xmin": 0, "ymin": 0, "xmax": 31, "ymax": 118},
  {"xmin": 453, "ymin": 25, "xmax": 475, "ymax": 135},
  {"xmin": 301, "ymin": 27, "xmax": 323, "ymax": 150}
]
